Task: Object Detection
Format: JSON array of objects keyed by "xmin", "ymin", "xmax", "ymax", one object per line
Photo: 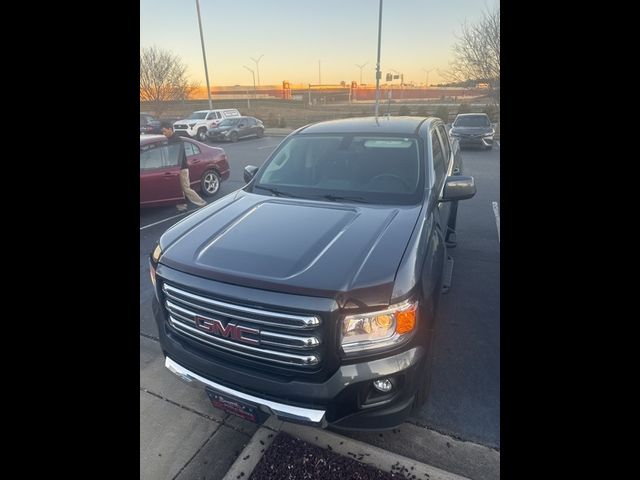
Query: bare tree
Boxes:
[
  {"xmin": 443, "ymin": 4, "xmax": 500, "ymax": 106},
  {"xmin": 140, "ymin": 46, "xmax": 199, "ymax": 116}
]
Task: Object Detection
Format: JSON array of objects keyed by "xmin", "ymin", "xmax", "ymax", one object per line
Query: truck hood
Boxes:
[
  {"xmin": 176, "ymin": 118, "xmax": 206, "ymax": 125},
  {"xmin": 159, "ymin": 191, "xmax": 422, "ymax": 306}
]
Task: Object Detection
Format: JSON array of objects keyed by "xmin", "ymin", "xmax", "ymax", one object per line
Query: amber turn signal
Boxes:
[{"xmin": 395, "ymin": 305, "xmax": 417, "ymax": 334}]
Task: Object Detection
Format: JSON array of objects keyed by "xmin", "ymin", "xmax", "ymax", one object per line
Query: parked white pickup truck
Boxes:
[{"xmin": 173, "ymin": 109, "xmax": 241, "ymax": 141}]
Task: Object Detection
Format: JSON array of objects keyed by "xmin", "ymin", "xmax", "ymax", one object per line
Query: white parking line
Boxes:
[
  {"xmin": 492, "ymin": 201, "xmax": 500, "ymax": 242},
  {"xmin": 496, "ymin": 140, "xmax": 500, "ymax": 148},
  {"xmin": 140, "ymin": 211, "xmax": 188, "ymax": 231}
]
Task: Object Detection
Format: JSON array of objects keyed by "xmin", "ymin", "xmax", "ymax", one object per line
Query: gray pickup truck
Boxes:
[{"xmin": 149, "ymin": 116, "xmax": 475, "ymax": 430}]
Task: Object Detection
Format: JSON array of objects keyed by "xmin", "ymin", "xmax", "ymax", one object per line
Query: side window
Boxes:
[
  {"xmin": 436, "ymin": 125, "xmax": 451, "ymax": 169},
  {"xmin": 184, "ymin": 142, "xmax": 200, "ymax": 156},
  {"xmin": 206, "ymin": 112, "xmax": 214, "ymax": 120},
  {"xmin": 165, "ymin": 143, "xmax": 181, "ymax": 167},
  {"xmin": 431, "ymin": 130, "xmax": 445, "ymax": 180},
  {"xmin": 140, "ymin": 145, "xmax": 167, "ymax": 170},
  {"xmin": 216, "ymin": 112, "xmax": 222, "ymax": 119}
]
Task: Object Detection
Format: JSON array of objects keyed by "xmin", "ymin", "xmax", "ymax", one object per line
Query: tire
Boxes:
[
  {"xmin": 229, "ymin": 132, "xmax": 238, "ymax": 142},
  {"xmin": 485, "ymin": 143, "xmax": 494, "ymax": 150},
  {"xmin": 413, "ymin": 298, "xmax": 438, "ymax": 409},
  {"xmin": 413, "ymin": 264, "xmax": 443, "ymax": 410},
  {"xmin": 200, "ymin": 170, "xmax": 221, "ymax": 197},
  {"xmin": 256, "ymin": 128, "xmax": 264, "ymax": 138},
  {"xmin": 197, "ymin": 128, "xmax": 207, "ymax": 142}
]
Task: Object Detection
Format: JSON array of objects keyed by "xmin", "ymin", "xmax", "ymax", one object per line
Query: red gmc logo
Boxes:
[{"xmin": 194, "ymin": 315, "xmax": 260, "ymax": 346}]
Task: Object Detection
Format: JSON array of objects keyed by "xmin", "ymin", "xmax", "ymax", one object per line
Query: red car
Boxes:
[{"xmin": 140, "ymin": 135, "xmax": 230, "ymax": 207}]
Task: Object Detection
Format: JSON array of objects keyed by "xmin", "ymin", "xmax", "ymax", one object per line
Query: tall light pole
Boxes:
[
  {"xmin": 422, "ymin": 68, "xmax": 435, "ymax": 87},
  {"xmin": 250, "ymin": 54, "xmax": 263, "ymax": 87},
  {"xmin": 374, "ymin": 0, "xmax": 383, "ymax": 118},
  {"xmin": 355, "ymin": 62, "xmax": 368, "ymax": 85},
  {"xmin": 195, "ymin": 0, "xmax": 212, "ymax": 110},
  {"xmin": 318, "ymin": 60, "xmax": 321, "ymax": 86},
  {"xmin": 243, "ymin": 65, "xmax": 256, "ymax": 106}
]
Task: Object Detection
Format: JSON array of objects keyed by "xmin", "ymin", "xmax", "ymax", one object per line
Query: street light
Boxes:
[
  {"xmin": 355, "ymin": 62, "xmax": 368, "ymax": 85},
  {"xmin": 243, "ymin": 65, "xmax": 256, "ymax": 107},
  {"xmin": 422, "ymin": 68, "xmax": 435, "ymax": 87},
  {"xmin": 250, "ymin": 54, "xmax": 263, "ymax": 87},
  {"xmin": 195, "ymin": 0, "xmax": 212, "ymax": 109}
]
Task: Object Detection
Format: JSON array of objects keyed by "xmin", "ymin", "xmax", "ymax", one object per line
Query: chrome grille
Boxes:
[
  {"xmin": 162, "ymin": 283, "xmax": 322, "ymax": 367},
  {"xmin": 173, "ymin": 124, "xmax": 188, "ymax": 129}
]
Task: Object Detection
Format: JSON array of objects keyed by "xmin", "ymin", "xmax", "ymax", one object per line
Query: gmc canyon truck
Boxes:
[{"xmin": 149, "ymin": 117, "xmax": 476, "ymax": 430}]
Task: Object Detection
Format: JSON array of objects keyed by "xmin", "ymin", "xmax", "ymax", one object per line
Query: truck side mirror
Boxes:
[
  {"xmin": 442, "ymin": 175, "xmax": 476, "ymax": 201},
  {"xmin": 244, "ymin": 165, "xmax": 259, "ymax": 183}
]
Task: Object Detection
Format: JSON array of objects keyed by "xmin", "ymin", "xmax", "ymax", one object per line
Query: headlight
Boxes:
[
  {"xmin": 450, "ymin": 131, "xmax": 461, "ymax": 137},
  {"xmin": 483, "ymin": 130, "xmax": 495, "ymax": 137},
  {"xmin": 341, "ymin": 300, "xmax": 418, "ymax": 355},
  {"xmin": 151, "ymin": 244, "xmax": 162, "ymax": 263},
  {"xmin": 150, "ymin": 244, "xmax": 162, "ymax": 290}
]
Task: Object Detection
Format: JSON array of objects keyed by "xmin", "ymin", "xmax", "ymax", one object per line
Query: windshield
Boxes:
[
  {"xmin": 219, "ymin": 118, "xmax": 240, "ymax": 127},
  {"xmin": 454, "ymin": 115, "xmax": 491, "ymax": 127},
  {"xmin": 187, "ymin": 112, "xmax": 208, "ymax": 120},
  {"xmin": 252, "ymin": 134, "xmax": 424, "ymax": 205}
]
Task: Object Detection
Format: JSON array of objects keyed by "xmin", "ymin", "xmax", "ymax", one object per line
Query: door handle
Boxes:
[
  {"xmin": 191, "ymin": 159, "xmax": 200, "ymax": 163},
  {"xmin": 163, "ymin": 172, "xmax": 178, "ymax": 177}
]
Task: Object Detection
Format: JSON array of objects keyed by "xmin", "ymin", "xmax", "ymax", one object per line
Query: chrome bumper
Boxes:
[{"xmin": 165, "ymin": 356, "xmax": 327, "ymax": 427}]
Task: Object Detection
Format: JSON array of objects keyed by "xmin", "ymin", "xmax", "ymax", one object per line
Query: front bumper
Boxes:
[
  {"xmin": 174, "ymin": 128, "xmax": 197, "ymax": 138},
  {"xmin": 206, "ymin": 132, "xmax": 231, "ymax": 141},
  {"xmin": 455, "ymin": 136, "xmax": 494, "ymax": 148},
  {"xmin": 154, "ymin": 296, "xmax": 426, "ymax": 430}
]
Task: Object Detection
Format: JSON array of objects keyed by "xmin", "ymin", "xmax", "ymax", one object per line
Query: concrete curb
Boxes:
[
  {"xmin": 222, "ymin": 417, "xmax": 283, "ymax": 480},
  {"xmin": 222, "ymin": 416, "xmax": 470, "ymax": 480},
  {"xmin": 265, "ymin": 128, "xmax": 294, "ymax": 137}
]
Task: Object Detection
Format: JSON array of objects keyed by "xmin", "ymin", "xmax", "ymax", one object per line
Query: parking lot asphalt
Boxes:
[{"xmin": 140, "ymin": 136, "xmax": 500, "ymax": 465}]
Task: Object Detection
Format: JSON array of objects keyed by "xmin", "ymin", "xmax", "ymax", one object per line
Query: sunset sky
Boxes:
[{"xmin": 140, "ymin": 0, "xmax": 494, "ymax": 88}]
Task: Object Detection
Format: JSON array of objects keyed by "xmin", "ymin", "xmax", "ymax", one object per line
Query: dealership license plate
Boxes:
[{"xmin": 205, "ymin": 388, "xmax": 264, "ymax": 424}]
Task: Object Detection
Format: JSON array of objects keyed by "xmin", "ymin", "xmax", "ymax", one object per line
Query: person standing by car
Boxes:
[{"xmin": 160, "ymin": 121, "xmax": 207, "ymax": 211}]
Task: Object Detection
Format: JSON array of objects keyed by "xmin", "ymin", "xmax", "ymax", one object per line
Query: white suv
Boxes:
[{"xmin": 173, "ymin": 109, "xmax": 241, "ymax": 141}]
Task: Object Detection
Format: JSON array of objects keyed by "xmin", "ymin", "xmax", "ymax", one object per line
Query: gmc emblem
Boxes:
[{"xmin": 194, "ymin": 315, "xmax": 260, "ymax": 346}]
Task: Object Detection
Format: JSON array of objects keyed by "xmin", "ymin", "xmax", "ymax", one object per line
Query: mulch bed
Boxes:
[{"xmin": 247, "ymin": 431, "xmax": 419, "ymax": 480}]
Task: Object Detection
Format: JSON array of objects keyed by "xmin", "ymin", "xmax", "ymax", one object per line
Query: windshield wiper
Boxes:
[
  {"xmin": 253, "ymin": 185, "xmax": 299, "ymax": 198},
  {"xmin": 317, "ymin": 194, "xmax": 370, "ymax": 204}
]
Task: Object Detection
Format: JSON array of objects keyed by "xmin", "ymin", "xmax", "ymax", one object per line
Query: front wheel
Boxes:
[
  {"xmin": 413, "ymin": 286, "xmax": 440, "ymax": 409},
  {"xmin": 200, "ymin": 170, "xmax": 221, "ymax": 197},
  {"xmin": 229, "ymin": 132, "xmax": 238, "ymax": 142},
  {"xmin": 197, "ymin": 128, "xmax": 207, "ymax": 142},
  {"xmin": 256, "ymin": 128, "xmax": 264, "ymax": 138}
]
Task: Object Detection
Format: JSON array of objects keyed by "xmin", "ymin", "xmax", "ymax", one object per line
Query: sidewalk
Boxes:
[{"xmin": 140, "ymin": 335, "xmax": 499, "ymax": 479}]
